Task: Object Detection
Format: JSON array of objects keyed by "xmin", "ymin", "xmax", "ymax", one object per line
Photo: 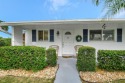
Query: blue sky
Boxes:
[{"xmin": 0, "ymin": 0, "xmax": 125, "ymax": 38}]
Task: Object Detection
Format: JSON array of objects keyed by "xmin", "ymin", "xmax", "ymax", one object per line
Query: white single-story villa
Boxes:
[{"xmin": 0, "ymin": 19, "xmax": 125, "ymax": 56}]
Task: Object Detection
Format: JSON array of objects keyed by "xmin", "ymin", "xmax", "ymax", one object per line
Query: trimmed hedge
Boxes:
[
  {"xmin": 46, "ymin": 48, "xmax": 57, "ymax": 66},
  {"xmin": 77, "ymin": 46, "xmax": 96, "ymax": 71},
  {"xmin": 0, "ymin": 46, "xmax": 46, "ymax": 71},
  {"xmin": 98, "ymin": 50, "xmax": 125, "ymax": 71}
]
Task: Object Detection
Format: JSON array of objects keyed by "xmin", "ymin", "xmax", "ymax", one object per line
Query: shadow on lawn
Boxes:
[{"xmin": 0, "ymin": 75, "xmax": 54, "ymax": 83}]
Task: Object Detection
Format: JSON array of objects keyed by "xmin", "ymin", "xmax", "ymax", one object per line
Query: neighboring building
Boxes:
[{"xmin": 0, "ymin": 19, "xmax": 125, "ymax": 56}]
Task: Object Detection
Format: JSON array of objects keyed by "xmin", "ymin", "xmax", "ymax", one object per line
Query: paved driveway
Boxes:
[{"xmin": 54, "ymin": 57, "xmax": 82, "ymax": 83}]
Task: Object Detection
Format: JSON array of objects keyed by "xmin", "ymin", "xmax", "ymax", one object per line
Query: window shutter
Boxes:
[
  {"xmin": 50, "ymin": 29, "xmax": 54, "ymax": 42},
  {"xmin": 117, "ymin": 29, "xmax": 122, "ymax": 42},
  {"xmin": 83, "ymin": 29, "xmax": 88, "ymax": 42},
  {"xmin": 32, "ymin": 30, "xmax": 36, "ymax": 42}
]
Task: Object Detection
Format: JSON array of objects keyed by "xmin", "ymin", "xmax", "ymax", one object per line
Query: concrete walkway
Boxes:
[{"xmin": 54, "ymin": 57, "xmax": 82, "ymax": 83}]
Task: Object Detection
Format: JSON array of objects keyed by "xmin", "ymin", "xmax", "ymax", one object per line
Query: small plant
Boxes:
[
  {"xmin": 77, "ymin": 46, "xmax": 96, "ymax": 71},
  {"xmin": 46, "ymin": 48, "xmax": 57, "ymax": 66}
]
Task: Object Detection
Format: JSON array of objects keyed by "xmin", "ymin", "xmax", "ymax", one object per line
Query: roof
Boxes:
[{"xmin": 0, "ymin": 19, "xmax": 125, "ymax": 26}]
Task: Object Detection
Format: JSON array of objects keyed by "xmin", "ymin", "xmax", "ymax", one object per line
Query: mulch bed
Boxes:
[
  {"xmin": 80, "ymin": 70, "xmax": 125, "ymax": 83},
  {"xmin": 0, "ymin": 65, "xmax": 58, "ymax": 79}
]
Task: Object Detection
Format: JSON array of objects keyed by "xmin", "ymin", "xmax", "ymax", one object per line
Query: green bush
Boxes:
[
  {"xmin": 0, "ymin": 37, "xmax": 11, "ymax": 46},
  {"xmin": 46, "ymin": 48, "xmax": 57, "ymax": 66},
  {"xmin": 0, "ymin": 46, "xmax": 46, "ymax": 71},
  {"xmin": 77, "ymin": 46, "xmax": 96, "ymax": 71},
  {"xmin": 98, "ymin": 50, "xmax": 125, "ymax": 71}
]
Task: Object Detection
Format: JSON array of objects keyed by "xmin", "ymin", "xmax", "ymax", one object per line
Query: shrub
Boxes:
[
  {"xmin": 0, "ymin": 38, "xmax": 11, "ymax": 46},
  {"xmin": 98, "ymin": 50, "xmax": 125, "ymax": 71},
  {"xmin": 46, "ymin": 48, "xmax": 57, "ymax": 66},
  {"xmin": 0, "ymin": 46, "xmax": 46, "ymax": 71},
  {"xmin": 77, "ymin": 46, "xmax": 96, "ymax": 71},
  {"xmin": 0, "ymin": 39, "xmax": 5, "ymax": 46}
]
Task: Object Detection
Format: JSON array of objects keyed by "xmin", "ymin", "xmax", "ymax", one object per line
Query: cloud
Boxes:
[
  {"xmin": 98, "ymin": 8, "xmax": 125, "ymax": 19},
  {"xmin": 44, "ymin": 0, "xmax": 80, "ymax": 12},
  {"xmin": 113, "ymin": 9, "xmax": 125, "ymax": 18},
  {"xmin": 97, "ymin": 9, "xmax": 108, "ymax": 18},
  {"xmin": 44, "ymin": 0, "xmax": 69, "ymax": 11},
  {"xmin": 51, "ymin": 0, "xmax": 69, "ymax": 11}
]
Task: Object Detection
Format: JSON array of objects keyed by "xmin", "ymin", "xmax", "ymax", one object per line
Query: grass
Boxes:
[
  {"xmin": 107, "ymin": 79, "xmax": 125, "ymax": 83},
  {"xmin": 82, "ymin": 79, "xmax": 125, "ymax": 83},
  {"xmin": 1, "ymin": 75, "xmax": 125, "ymax": 83},
  {"xmin": 0, "ymin": 75, "xmax": 54, "ymax": 83}
]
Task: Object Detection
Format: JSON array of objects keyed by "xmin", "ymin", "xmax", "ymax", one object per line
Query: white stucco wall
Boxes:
[
  {"xmin": 13, "ymin": 22, "xmax": 125, "ymax": 56},
  {"xmin": 25, "ymin": 29, "xmax": 32, "ymax": 45},
  {"xmin": 12, "ymin": 26, "xmax": 23, "ymax": 46},
  {"xmin": 74, "ymin": 23, "xmax": 125, "ymax": 50},
  {"xmin": 24, "ymin": 25, "xmax": 62, "ymax": 56}
]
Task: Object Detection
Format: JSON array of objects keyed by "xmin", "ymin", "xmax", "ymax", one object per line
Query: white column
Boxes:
[
  {"xmin": 25, "ymin": 29, "xmax": 32, "ymax": 46},
  {"xmin": 12, "ymin": 26, "xmax": 23, "ymax": 46}
]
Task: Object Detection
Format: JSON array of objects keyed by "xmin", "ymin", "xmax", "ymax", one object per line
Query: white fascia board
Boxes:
[{"xmin": 0, "ymin": 19, "xmax": 125, "ymax": 26}]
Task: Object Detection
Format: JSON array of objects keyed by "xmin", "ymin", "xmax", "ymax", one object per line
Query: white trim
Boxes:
[
  {"xmin": 89, "ymin": 29, "xmax": 115, "ymax": 42},
  {"xmin": 37, "ymin": 29, "xmax": 49, "ymax": 42},
  {"xmin": 62, "ymin": 29, "xmax": 75, "ymax": 55},
  {"xmin": 1, "ymin": 19, "xmax": 125, "ymax": 26}
]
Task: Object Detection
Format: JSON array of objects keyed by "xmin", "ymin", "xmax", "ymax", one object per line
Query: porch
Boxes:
[{"xmin": 0, "ymin": 19, "xmax": 125, "ymax": 56}]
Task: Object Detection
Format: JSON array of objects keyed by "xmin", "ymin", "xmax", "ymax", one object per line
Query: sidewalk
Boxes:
[{"xmin": 54, "ymin": 57, "xmax": 82, "ymax": 83}]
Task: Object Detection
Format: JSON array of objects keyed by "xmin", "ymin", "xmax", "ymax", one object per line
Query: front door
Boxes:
[{"xmin": 62, "ymin": 30, "xmax": 74, "ymax": 56}]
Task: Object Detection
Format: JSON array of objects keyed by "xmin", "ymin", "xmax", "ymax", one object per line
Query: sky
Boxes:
[{"xmin": 0, "ymin": 0, "xmax": 125, "ymax": 38}]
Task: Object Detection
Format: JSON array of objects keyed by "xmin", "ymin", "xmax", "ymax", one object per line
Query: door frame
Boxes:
[{"xmin": 62, "ymin": 29, "xmax": 75, "ymax": 56}]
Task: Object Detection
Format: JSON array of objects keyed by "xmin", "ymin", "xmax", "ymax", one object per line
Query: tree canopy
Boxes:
[
  {"xmin": 93, "ymin": 0, "xmax": 125, "ymax": 17},
  {"xmin": 0, "ymin": 20, "xmax": 8, "ymax": 31}
]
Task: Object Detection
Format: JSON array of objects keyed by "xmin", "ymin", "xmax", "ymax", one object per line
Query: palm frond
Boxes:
[{"xmin": 92, "ymin": 0, "xmax": 103, "ymax": 6}]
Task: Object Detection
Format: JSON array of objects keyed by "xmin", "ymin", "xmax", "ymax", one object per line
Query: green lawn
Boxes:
[
  {"xmin": 82, "ymin": 79, "xmax": 125, "ymax": 83},
  {"xmin": 106, "ymin": 79, "xmax": 125, "ymax": 83},
  {"xmin": 1, "ymin": 76, "xmax": 125, "ymax": 83},
  {"xmin": 0, "ymin": 76, "xmax": 54, "ymax": 83}
]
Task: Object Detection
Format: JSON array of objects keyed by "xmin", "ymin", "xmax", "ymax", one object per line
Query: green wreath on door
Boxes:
[{"xmin": 76, "ymin": 35, "xmax": 82, "ymax": 42}]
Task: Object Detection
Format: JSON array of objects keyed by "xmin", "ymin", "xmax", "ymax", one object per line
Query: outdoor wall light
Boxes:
[{"xmin": 57, "ymin": 31, "xmax": 59, "ymax": 36}]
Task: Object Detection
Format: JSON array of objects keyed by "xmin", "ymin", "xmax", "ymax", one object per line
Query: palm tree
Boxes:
[
  {"xmin": 0, "ymin": 20, "xmax": 8, "ymax": 31},
  {"xmin": 92, "ymin": 0, "xmax": 125, "ymax": 17},
  {"xmin": 0, "ymin": 20, "xmax": 11, "ymax": 35}
]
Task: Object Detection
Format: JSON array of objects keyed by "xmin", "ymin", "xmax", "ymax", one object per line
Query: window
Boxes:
[
  {"xmin": 103, "ymin": 30, "xmax": 114, "ymax": 41},
  {"xmin": 90, "ymin": 30, "xmax": 114, "ymax": 41},
  {"xmin": 38, "ymin": 30, "xmax": 48, "ymax": 41},
  {"xmin": 90, "ymin": 30, "xmax": 102, "ymax": 41}
]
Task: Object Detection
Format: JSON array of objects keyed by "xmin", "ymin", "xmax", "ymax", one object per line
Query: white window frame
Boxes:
[
  {"xmin": 89, "ymin": 29, "xmax": 115, "ymax": 41},
  {"xmin": 37, "ymin": 30, "xmax": 49, "ymax": 42},
  {"xmin": 89, "ymin": 29, "xmax": 102, "ymax": 41},
  {"xmin": 102, "ymin": 29, "xmax": 114, "ymax": 41}
]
